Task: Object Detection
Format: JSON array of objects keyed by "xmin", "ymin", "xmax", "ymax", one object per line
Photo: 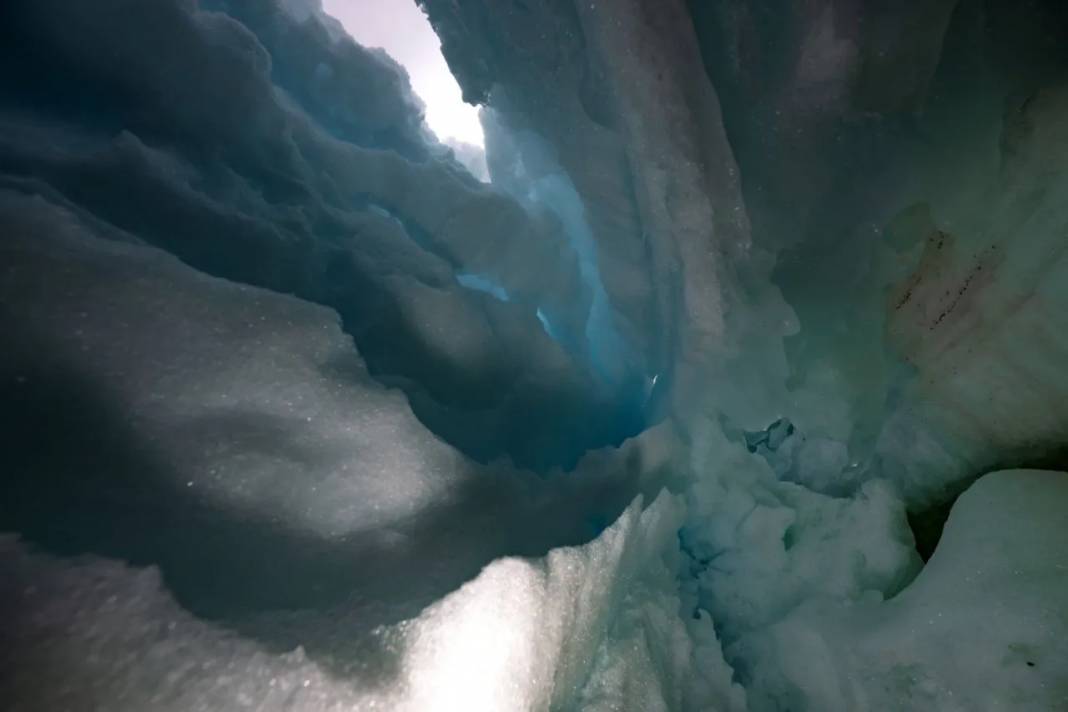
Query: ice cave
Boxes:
[{"xmin": 1, "ymin": 0, "xmax": 1066, "ymax": 710}]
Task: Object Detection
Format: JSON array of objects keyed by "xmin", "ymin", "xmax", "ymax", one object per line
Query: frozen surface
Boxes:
[
  {"xmin": 2, "ymin": 0, "xmax": 1068, "ymax": 709},
  {"xmin": 0, "ymin": 493, "xmax": 743, "ymax": 712},
  {"xmin": 0, "ymin": 189, "xmax": 467, "ymax": 540},
  {"xmin": 738, "ymin": 470, "xmax": 1068, "ymax": 711}
]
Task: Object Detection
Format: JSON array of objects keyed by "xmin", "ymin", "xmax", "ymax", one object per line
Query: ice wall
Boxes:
[
  {"xmin": 413, "ymin": 0, "xmax": 1068, "ymax": 705},
  {"xmin": 0, "ymin": 187, "xmax": 705, "ymax": 705},
  {"xmin": 421, "ymin": 0, "xmax": 1068, "ymax": 494},
  {"xmin": 688, "ymin": 0, "xmax": 1068, "ymax": 501}
]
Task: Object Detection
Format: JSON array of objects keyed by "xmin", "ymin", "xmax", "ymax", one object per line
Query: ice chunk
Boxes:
[{"xmin": 682, "ymin": 420, "xmax": 920, "ymax": 642}]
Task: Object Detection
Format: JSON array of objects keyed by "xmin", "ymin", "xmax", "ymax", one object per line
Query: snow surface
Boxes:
[
  {"xmin": 2, "ymin": 0, "xmax": 1068, "ymax": 709},
  {"xmin": 1, "ymin": 488, "xmax": 744, "ymax": 711},
  {"xmin": 738, "ymin": 469, "xmax": 1068, "ymax": 711}
]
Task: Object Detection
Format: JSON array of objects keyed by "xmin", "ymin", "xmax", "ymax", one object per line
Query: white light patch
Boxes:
[
  {"xmin": 323, "ymin": 0, "xmax": 484, "ymax": 147},
  {"xmin": 400, "ymin": 559, "xmax": 547, "ymax": 711}
]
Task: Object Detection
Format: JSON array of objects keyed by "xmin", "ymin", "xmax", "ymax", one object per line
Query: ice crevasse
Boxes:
[{"xmin": 1, "ymin": 0, "xmax": 1068, "ymax": 709}]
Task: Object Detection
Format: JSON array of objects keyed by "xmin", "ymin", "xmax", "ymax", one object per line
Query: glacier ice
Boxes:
[{"xmin": 2, "ymin": 0, "xmax": 1068, "ymax": 709}]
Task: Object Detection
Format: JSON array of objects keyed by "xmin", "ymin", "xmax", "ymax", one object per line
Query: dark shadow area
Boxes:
[
  {"xmin": 908, "ymin": 444, "xmax": 1068, "ymax": 561},
  {"xmin": 907, "ymin": 497, "xmax": 958, "ymax": 563}
]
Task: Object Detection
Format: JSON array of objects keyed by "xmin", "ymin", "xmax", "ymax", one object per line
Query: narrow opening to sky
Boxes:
[{"xmin": 322, "ymin": 0, "xmax": 484, "ymax": 148}]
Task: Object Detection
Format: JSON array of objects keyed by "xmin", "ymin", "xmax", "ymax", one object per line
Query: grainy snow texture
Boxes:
[{"xmin": 2, "ymin": 0, "xmax": 1068, "ymax": 709}]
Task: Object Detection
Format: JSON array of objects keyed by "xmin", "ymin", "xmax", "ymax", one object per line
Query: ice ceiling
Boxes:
[{"xmin": 0, "ymin": 0, "xmax": 1067, "ymax": 710}]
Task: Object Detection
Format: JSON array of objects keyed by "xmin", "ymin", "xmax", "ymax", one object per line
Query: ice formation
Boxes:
[{"xmin": 1, "ymin": 0, "xmax": 1067, "ymax": 710}]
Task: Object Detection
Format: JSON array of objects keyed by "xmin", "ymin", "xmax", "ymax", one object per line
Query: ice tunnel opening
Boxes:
[
  {"xmin": 321, "ymin": 0, "xmax": 488, "ymax": 180},
  {"xmin": 320, "ymin": 0, "xmax": 638, "ymax": 401}
]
